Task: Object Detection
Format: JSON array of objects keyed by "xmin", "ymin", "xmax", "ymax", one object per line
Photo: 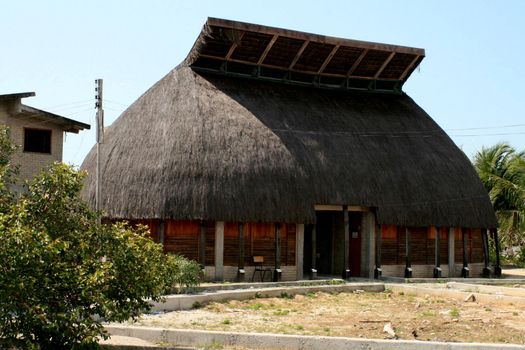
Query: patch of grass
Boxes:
[
  {"xmin": 295, "ymin": 324, "xmax": 304, "ymax": 330},
  {"xmin": 245, "ymin": 302, "xmax": 264, "ymax": 311},
  {"xmin": 323, "ymin": 327, "xmax": 330, "ymax": 333},
  {"xmin": 192, "ymin": 301, "xmax": 203, "ymax": 309},
  {"xmin": 420, "ymin": 310, "xmax": 436, "ymax": 317},
  {"xmin": 328, "ymin": 279, "xmax": 345, "ymax": 285},
  {"xmin": 273, "ymin": 309, "xmax": 290, "ymax": 316},
  {"xmin": 485, "ymin": 307, "xmax": 492, "ymax": 312},
  {"xmin": 204, "ymin": 341, "xmax": 224, "ymax": 349},
  {"xmin": 222, "ymin": 319, "xmax": 231, "ymax": 325},
  {"xmin": 398, "ymin": 291, "xmax": 404, "ymax": 296},
  {"xmin": 254, "ymin": 292, "xmax": 263, "ymax": 298},
  {"xmin": 449, "ymin": 308, "xmax": 460, "ymax": 318},
  {"xmin": 513, "ymin": 311, "xmax": 519, "ymax": 316},
  {"xmin": 280, "ymin": 291, "xmax": 294, "ymax": 299},
  {"xmin": 305, "ymin": 292, "xmax": 317, "ymax": 298}
]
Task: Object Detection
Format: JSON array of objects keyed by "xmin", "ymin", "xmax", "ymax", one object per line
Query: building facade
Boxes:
[
  {"xmin": 81, "ymin": 18, "xmax": 499, "ymax": 281},
  {"xmin": 0, "ymin": 92, "xmax": 89, "ymax": 184}
]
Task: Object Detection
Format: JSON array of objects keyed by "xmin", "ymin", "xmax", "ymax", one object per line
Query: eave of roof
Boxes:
[
  {"xmin": 186, "ymin": 18, "xmax": 425, "ymax": 93},
  {"xmin": 0, "ymin": 92, "xmax": 36, "ymax": 101},
  {"xmin": 16, "ymin": 105, "xmax": 90, "ymax": 133}
]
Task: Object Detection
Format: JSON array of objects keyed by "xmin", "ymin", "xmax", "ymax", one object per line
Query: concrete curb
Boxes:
[
  {"xmin": 193, "ymin": 278, "xmax": 357, "ymax": 293},
  {"xmin": 386, "ymin": 283, "xmax": 525, "ymax": 306},
  {"xmin": 381, "ymin": 277, "xmax": 525, "ymax": 284},
  {"xmin": 152, "ymin": 282, "xmax": 385, "ymax": 312},
  {"xmin": 446, "ymin": 282, "xmax": 525, "ymax": 298},
  {"xmin": 106, "ymin": 326, "xmax": 525, "ymax": 350}
]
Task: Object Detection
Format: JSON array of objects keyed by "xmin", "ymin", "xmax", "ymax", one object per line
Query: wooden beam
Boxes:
[
  {"xmin": 238, "ymin": 223, "xmax": 245, "ymax": 282},
  {"xmin": 404, "ymin": 227, "xmax": 412, "ymax": 278},
  {"xmin": 158, "ymin": 220, "xmax": 165, "ymax": 246},
  {"xmin": 274, "ymin": 223, "xmax": 282, "ymax": 282},
  {"xmin": 318, "ymin": 45, "xmax": 339, "ymax": 74},
  {"xmin": 374, "ymin": 51, "xmax": 396, "ymax": 79},
  {"xmin": 199, "ymin": 221, "xmax": 206, "ymax": 267},
  {"xmin": 461, "ymin": 228, "xmax": 469, "ymax": 278},
  {"xmin": 195, "ymin": 54, "xmax": 404, "ymax": 82},
  {"xmin": 225, "ymin": 31, "xmax": 245, "ymax": 60},
  {"xmin": 289, "ymin": 40, "xmax": 310, "ymax": 70},
  {"xmin": 347, "ymin": 49, "xmax": 368, "ymax": 77},
  {"xmin": 482, "ymin": 228, "xmax": 491, "ymax": 277},
  {"xmin": 311, "ymin": 224, "xmax": 317, "ymax": 279},
  {"xmin": 206, "ymin": 17, "xmax": 426, "ymax": 56},
  {"xmin": 257, "ymin": 34, "xmax": 278, "ymax": 65},
  {"xmin": 434, "ymin": 226, "xmax": 442, "ymax": 278},
  {"xmin": 493, "ymin": 228, "xmax": 502, "ymax": 277},
  {"xmin": 399, "ymin": 54, "xmax": 421, "ymax": 81}
]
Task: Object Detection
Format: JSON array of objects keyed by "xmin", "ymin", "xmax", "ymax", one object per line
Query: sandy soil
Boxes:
[{"xmin": 123, "ymin": 290, "xmax": 525, "ymax": 345}]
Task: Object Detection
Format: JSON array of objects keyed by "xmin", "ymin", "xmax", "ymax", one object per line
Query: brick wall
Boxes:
[{"xmin": 0, "ymin": 102, "xmax": 63, "ymax": 183}]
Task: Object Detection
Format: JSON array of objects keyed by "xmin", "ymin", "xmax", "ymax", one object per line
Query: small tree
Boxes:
[
  {"xmin": 0, "ymin": 126, "xmax": 201, "ymax": 349},
  {"xmin": 474, "ymin": 143, "xmax": 525, "ymax": 249}
]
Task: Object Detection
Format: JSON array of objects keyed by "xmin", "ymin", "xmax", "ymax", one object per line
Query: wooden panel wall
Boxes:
[
  {"xmin": 411, "ymin": 227, "xmax": 428, "ymax": 264},
  {"xmin": 165, "ymin": 220, "xmax": 199, "ymax": 260},
  {"xmin": 382, "ymin": 225, "xmax": 450, "ymax": 265},
  {"xmin": 381, "ymin": 225, "xmax": 398, "ymax": 264},
  {"xmin": 205, "ymin": 221, "xmax": 216, "ymax": 266},
  {"xmin": 223, "ymin": 222, "xmax": 296, "ymax": 266},
  {"xmin": 470, "ymin": 228, "xmax": 483, "ymax": 263},
  {"xmin": 455, "ymin": 228, "xmax": 484, "ymax": 264}
]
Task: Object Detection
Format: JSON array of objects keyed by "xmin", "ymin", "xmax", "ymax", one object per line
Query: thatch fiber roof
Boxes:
[{"xmin": 81, "ymin": 66, "xmax": 496, "ymax": 228}]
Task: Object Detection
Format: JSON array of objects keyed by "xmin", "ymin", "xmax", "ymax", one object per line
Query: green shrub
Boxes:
[
  {"xmin": 0, "ymin": 133, "xmax": 201, "ymax": 350},
  {"xmin": 166, "ymin": 254, "xmax": 203, "ymax": 293}
]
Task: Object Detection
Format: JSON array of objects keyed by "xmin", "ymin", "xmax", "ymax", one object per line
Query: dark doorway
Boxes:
[
  {"xmin": 303, "ymin": 210, "xmax": 363, "ymax": 277},
  {"xmin": 316, "ymin": 211, "xmax": 336, "ymax": 274}
]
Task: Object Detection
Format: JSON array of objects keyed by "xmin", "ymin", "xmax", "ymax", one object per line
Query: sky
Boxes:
[{"xmin": 1, "ymin": 0, "xmax": 524, "ymax": 166}]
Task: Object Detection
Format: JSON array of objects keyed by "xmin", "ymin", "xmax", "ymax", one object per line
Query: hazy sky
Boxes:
[{"xmin": 2, "ymin": 1, "xmax": 524, "ymax": 166}]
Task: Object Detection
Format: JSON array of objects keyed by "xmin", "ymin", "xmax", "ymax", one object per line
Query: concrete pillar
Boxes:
[
  {"xmin": 342, "ymin": 206, "xmax": 350, "ymax": 280},
  {"xmin": 214, "ymin": 221, "xmax": 224, "ymax": 281},
  {"xmin": 361, "ymin": 212, "xmax": 375, "ymax": 279},
  {"xmin": 448, "ymin": 227, "xmax": 455, "ymax": 277},
  {"xmin": 295, "ymin": 224, "xmax": 304, "ymax": 280}
]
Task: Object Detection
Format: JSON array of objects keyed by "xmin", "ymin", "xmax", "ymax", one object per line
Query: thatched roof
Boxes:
[{"xmin": 81, "ymin": 65, "xmax": 496, "ymax": 228}]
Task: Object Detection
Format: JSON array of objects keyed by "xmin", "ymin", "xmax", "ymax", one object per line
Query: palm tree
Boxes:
[{"xmin": 474, "ymin": 143, "xmax": 525, "ymax": 248}]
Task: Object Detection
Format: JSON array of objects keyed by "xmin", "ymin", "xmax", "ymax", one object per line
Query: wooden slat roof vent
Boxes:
[{"xmin": 186, "ymin": 18, "xmax": 425, "ymax": 94}]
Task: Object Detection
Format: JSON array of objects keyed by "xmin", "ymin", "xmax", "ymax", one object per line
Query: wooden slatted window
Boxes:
[
  {"xmin": 381, "ymin": 225, "xmax": 398, "ymax": 265},
  {"xmin": 164, "ymin": 220, "xmax": 199, "ymax": 260}
]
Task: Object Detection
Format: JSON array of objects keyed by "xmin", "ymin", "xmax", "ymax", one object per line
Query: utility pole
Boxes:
[{"xmin": 95, "ymin": 79, "xmax": 104, "ymax": 221}]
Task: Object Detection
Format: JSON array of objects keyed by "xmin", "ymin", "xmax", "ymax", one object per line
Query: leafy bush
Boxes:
[
  {"xmin": 0, "ymin": 127, "xmax": 201, "ymax": 349},
  {"xmin": 166, "ymin": 254, "xmax": 203, "ymax": 293}
]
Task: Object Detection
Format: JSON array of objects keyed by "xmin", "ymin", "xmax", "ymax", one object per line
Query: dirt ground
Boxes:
[{"xmin": 126, "ymin": 290, "xmax": 525, "ymax": 345}]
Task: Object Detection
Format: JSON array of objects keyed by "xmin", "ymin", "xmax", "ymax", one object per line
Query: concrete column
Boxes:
[
  {"xmin": 448, "ymin": 227, "xmax": 455, "ymax": 277},
  {"xmin": 214, "ymin": 221, "xmax": 224, "ymax": 281},
  {"xmin": 295, "ymin": 224, "xmax": 304, "ymax": 280},
  {"xmin": 342, "ymin": 206, "xmax": 350, "ymax": 280},
  {"xmin": 361, "ymin": 212, "xmax": 375, "ymax": 279}
]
